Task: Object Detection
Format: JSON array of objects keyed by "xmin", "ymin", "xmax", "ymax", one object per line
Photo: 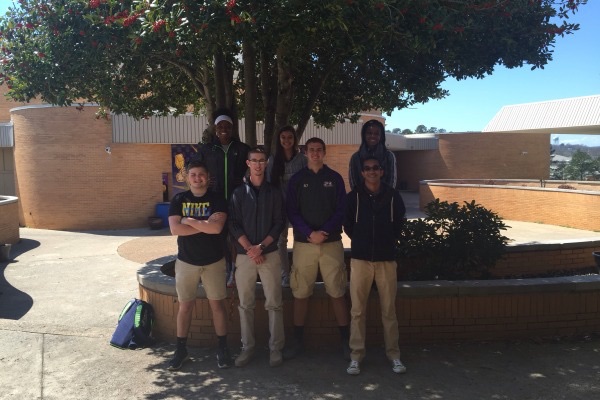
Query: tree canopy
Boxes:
[
  {"xmin": 0, "ymin": 0, "xmax": 587, "ymax": 152},
  {"xmin": 563, "ymin": 150, "xmax": 599, "ymax": 180}
]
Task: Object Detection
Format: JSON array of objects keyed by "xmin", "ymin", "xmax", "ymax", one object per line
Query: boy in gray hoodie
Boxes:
[{"xmin": 348, "ymin": 119, "xmax": 397, "ymax": 190}]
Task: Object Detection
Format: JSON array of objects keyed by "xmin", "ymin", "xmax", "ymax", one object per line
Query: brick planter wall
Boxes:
[
  {"xmin": 0, "ymin": 196, "xmax": 19, "ymax": 245},
  {"xmin": 493, "ymin": 242, "xmax": 600, "ymax": 277},
  {"xmin": 138, "ymin": 265, "xmax": 600, "ymax": 348},
  {"xmin": 419, "ymin": 180, "xmax": 600, "ymax": 232}
]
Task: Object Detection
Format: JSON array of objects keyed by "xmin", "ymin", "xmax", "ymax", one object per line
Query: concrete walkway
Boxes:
[{"xmin": 1, "ymin": 194, "xmax": 600, "ymax": 398}]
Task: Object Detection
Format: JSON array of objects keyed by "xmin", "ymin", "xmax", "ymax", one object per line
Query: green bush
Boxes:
[{"xmin": 397, "ymin": 199, "xmax": 509, "ymax": 280}]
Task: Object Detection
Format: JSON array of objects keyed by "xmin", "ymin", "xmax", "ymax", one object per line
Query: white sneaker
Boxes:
[
  {"xmin": 392, "ymin": 359, "xmax": 406, "ymax": 374},
  {"xmin": 346, "ymin": 360, "xmax": 360, "ymax": 375}
]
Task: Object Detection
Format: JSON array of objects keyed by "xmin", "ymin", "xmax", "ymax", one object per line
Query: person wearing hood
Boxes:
[{"xmin": 348, "ymin": 119, "xmax": 397, "ymax": 190}]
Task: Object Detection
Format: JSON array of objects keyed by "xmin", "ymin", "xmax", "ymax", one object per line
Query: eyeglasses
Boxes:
[
  {"xmin": 362, "ymin": 165, "xmax": 382, "ymax": 171},
  {"xmin": 249, "ymin": 159, "xmax": 267, "ymax": 164}
]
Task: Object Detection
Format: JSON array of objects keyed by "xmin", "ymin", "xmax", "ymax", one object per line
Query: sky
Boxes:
[
  {"xmin": 386, "ymin": 1, "xmax": 600, "ymax": 147},
  {"xmin": 1, "ymin": 1, "xmax": 599, "ymax": 145}
]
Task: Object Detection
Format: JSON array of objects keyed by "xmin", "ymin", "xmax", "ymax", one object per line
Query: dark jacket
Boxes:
[
  {"xmin": 196, "ymin": 137, "xmax": 250, "ymax": 201},
  {"xmin": 228, "ymin": 179, "xmax": 285, "ymax": 255},
  {"xmin": 348, "ymin": 120, "xmax": 397, "ymax": 190},
  {"xmin": 286, "ymin": 165, "xmax": 346, "ymax": 243},
  {"xmin": 344, "ymin": 183, "xmax": 406, "ymax": 261}
]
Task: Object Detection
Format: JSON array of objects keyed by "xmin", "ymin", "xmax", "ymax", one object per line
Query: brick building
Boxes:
[{"xmin": 3, "ymin": 86, "xmax": 581, "ymax": 232}]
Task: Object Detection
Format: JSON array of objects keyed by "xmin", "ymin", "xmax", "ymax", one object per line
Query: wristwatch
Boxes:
[{"xmin": 259, "ymin": 243, "xmax": 266, "ymax": 251}]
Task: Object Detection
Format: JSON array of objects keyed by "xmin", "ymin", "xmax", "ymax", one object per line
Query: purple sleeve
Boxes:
[
  {"xmin": 321, "ymin": 170, "xmax": 346, "ymax": 235},
  {"xmin": 286, "ymin": 171, "xmax": 313, "ymax": 238}
]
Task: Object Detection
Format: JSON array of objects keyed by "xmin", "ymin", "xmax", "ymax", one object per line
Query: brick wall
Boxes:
[
  {"xmin": 13, "ymin": 106, "xmax": 171, "ymax": 230},
  {"xmin": 395, "ymin": 289, "xmax": 600, "ymax": 343},
  {"xmin": 493, "ymin": 243, "xmax": 600, "ymax": 277},
  {"xmin": 396, "ymin": 132, "xmax": 550, "ymax": 191},
  {"xmin": 323, "ymin": 144, "xmax": 355, "ymax": 191},
  {"xmin": 420, "ymin": 182, "xmax": 600, "ymax": 231},
  {"xmin": 0, "ymin": 85, "xmax": 45, "ymax": 122},
  {"xmin": 140, "ymin": 277, "xmax": 600, "ymax": 348},
  {"xmin": 0, "ymin": 197, "xmax": 19, "ymax": 244},
  {"xmin": 7, "ymin": 102, "xmax": 558, "ymax": 230}
]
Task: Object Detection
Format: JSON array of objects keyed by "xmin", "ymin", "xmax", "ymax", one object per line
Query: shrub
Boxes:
[
  {"xmin": 557, "ymin": 184, "xmax": 576, "ymax": 190},
  {"xmin": 397, "ymin": 199, "xmax": 509, "ymax": 280}
]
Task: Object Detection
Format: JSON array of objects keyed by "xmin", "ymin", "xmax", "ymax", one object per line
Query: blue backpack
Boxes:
[{"xmin": 110, "ymin": 299, "xmax": 155, "ymax": 350}]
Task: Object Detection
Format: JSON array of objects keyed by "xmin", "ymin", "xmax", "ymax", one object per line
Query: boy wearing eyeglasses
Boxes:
[
  {"xmin": 228, "ymin": 147, "xmax": 286, "ymax": 367},
  {"xmin": 343, "ymin": 156, "xmax": 407, "ymax": 376}
]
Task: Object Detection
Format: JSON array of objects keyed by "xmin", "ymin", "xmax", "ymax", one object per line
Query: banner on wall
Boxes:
[{"xmin": 171, "ymin": 144, "xmax": 199, "ymax": 196}]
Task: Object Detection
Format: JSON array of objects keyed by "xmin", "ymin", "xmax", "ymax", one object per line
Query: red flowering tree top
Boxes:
[{"xmin": 0, "ymin": 0, "xmax": 587, "ymax": 149}]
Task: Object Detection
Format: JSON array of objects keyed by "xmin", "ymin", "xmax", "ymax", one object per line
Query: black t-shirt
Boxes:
[{"xmin": 168, "ymin": 190, "xmax": 227, "ymax": 266}]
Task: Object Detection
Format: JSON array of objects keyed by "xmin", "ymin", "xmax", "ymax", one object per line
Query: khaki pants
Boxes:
[
  {"xmin": 349, "ymin": 259, "xmax": 400, "ymax": 362},
  {"xmin": 174, "ymin": 258, "xmax": 226, "ymax": 301},
  {"xmin": 235, "ymin": 252, "xmax": 284, "ymax": 351},
  {"xmin": 291, "ymin": 241, "xmax": 347, "ymax": 299}
]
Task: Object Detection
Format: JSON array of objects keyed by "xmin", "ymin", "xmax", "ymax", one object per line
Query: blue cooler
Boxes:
[{"xmin": 155, "ymin": 202, "xmax": 170, "ymax": 228}]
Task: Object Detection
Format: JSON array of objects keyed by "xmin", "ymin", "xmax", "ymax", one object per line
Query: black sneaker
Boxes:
[
  {"xmin": 167, "ymin": 348, "xmax": 189, "ymax": 371},
  {"xmin": 217, "ymin": 346, "xmax": 232, "ymax": 369},
  {"xmin": 282, "ymin": 338, "xmax": 304, "ymax": 360}
]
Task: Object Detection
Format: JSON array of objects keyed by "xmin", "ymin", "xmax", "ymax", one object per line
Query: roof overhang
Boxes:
[{"xmin": 483, "ymin": 95, "xmax": 600, "ymax": 135}]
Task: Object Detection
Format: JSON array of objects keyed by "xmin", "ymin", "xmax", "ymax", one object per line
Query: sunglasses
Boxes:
[{"xmin": 362, "ymin": 165, "xmax": 382, "ymax": 171}]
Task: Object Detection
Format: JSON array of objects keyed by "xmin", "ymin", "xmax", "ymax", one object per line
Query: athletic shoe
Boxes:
[
  {"xmin": 167, "ymin": 348, "xmax": 189, "ymax": 371},
  {"xmin": 346, "ymin": 360, "xmax": 360, "ymax": 375},
  {"xmin": 282, "ymin": 338, "xmax": 304, "ymax": 360},
  {"xmin": 269, "ymin": 350, "xmax": 283, "ymax": 367},
  {"xmin": 392, "ymin": 359, "xmax": 407, "ymax": 374},
  {"xmin": 217, "ymin": 346, "xmax": 232, "ymax": 369},
  {"xmin": 234, "ymin": 348, "xmax": 255, "ymax": 367},
  {"xmin": 281, "ymin": 275, "xmax": 290, "ymax": 288}
]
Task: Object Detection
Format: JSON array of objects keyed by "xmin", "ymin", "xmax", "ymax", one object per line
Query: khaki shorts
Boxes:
[
  {"xmin": 175, "ymin": 258, "xmax": 226, "ymax": 302},
  {"xmin": 291, "ymin": 241, "xmax": 347, "ymax": 299}
]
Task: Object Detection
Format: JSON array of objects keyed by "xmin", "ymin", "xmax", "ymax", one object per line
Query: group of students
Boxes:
[{"xmin": 167, "ymin": 109, "xmax": 407, "ymax": 376}]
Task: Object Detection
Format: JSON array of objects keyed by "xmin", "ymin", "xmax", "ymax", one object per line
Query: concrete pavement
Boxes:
[{"xmin": 2, "ymin": 201, "xmax": 600, "ymax": 398}]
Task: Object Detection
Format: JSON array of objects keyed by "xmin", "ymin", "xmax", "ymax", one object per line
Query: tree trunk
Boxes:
[
  {"xmin": 296, "ymin": 63, "xmax": 336, "ymax": 141},
  {"xmin": 200, "ymin": 65, "xmax": 215, "ymax": 144},
  {"xmin": 243, "ymin": 38, "xmax": 257, "ymax": 147},
  {"xmin": 260, "ymin": 51, "xmax": 277, "ymax": 155},
  {"xmin": 213, "ymin": 49, "xmax": 240, "ymax": 140},
  {"xmin": 274, "ymin": 45, "xmax": 293, "ymax": 142},
  {"xmin": 213, "ymin": 49, "xmax": 226, "ymax": 110}
]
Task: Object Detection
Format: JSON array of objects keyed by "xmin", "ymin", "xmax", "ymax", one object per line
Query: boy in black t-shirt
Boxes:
[{"xmin": 167, "ymin": 160, "xmax": 232, "ymax": 370}]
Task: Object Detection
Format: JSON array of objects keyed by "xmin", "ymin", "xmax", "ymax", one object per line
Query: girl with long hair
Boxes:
[{"xmin": 266, "ymin": 126, "xmax": 307, "ymax": 287}]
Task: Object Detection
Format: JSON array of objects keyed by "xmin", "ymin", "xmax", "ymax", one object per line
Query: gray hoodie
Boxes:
[{"xmin": 348, "ymin": 120, "xmax": 397, "ymax": 190}]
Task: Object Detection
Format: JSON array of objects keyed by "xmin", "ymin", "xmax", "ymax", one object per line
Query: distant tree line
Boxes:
[
  {"xmin": 551, "ymin": 149, "xmax": 600, "ymax": 181},
  {"xmin": 385, "ymin": 125, "xmax": 447, "ymax": 135}
]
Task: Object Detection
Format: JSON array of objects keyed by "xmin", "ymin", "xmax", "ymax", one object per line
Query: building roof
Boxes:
[{"xmin": 483, "ymin": 95, "xmax": 600, "ymax": 134}]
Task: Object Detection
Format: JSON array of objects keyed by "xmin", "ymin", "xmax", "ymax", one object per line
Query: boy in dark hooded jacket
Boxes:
[
  {"xmin": 348, "ymin": 119, "xmax": 397, "ymax": 190},
  {"xmin": 343, "ymin": 156, "xmax": 406, "ymax": 376}
]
